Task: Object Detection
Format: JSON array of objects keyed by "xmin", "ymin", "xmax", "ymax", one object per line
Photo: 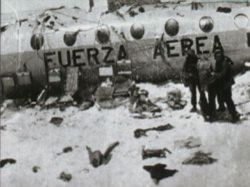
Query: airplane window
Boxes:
[
  {"xmin": 130, "ymin": 23, "xmax": 145, "ymax": 40},
  {"xmin": 30, "ymin": 33, "xmax": 44, "ymax": 50},
  {"xmin": 64, "ymin": 32, "xmax": 77, "ymax": 46},
  {"xmin": 234, "ymin": 14, "xmax": 249, "ymax": 29},
  {"xmin": 96, "ymin": 26, "xmax": 110, "ymax": 44},
  {"xmin": 199, "ymin": 16, "xmax": 214, "ymax": 33},
  {"xmin": 165, "ymin": 19, "xmax": 179, "ymax": 36}
]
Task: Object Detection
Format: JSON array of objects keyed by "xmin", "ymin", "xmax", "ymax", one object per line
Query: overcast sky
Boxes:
[
  {"xmin": 1, "ymin": 0, "xmax": 107, "ymax": 14},
  {"xmin": 1, "ymin": 0, "xmax": 249, "ymax": 14}
]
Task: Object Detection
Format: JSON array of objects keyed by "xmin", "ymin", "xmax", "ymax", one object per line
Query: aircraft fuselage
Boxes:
[{"xmin": 1, "ymin": 5, "xmax": 250, "ymax": 99}]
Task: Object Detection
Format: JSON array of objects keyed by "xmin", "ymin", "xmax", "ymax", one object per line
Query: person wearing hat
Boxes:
[
  {"xmin": 208, "ymin": 49, "xmax": 240, "ymax": 122},
  {"xmin": 182, "ymin": 49, "xmax": 200, "ymax": 112}
]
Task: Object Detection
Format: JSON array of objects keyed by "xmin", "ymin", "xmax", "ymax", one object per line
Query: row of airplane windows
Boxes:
[{"xmin": 30, "ymin": 14, "xmax": 248, "ymax": 50}]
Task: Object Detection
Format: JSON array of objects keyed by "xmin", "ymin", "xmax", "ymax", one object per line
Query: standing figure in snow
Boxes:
[
  {"xmin": 89, "ymin": 0, "xmax": 94, "ymax": 12},
  {"xmin": 208, "ymin": 49, "xmax": 240, "ymax": 122},
  {"xmin": 182, "ymin": 49, "xmax": 200, "ymax": 112},
  {"xmin": 197, "ymin": 59, "xmax": 211, "ymax": 121}
]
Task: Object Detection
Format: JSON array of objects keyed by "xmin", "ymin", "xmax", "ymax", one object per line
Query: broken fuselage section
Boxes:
[{"xmin": 1, "ymin": 2, "xmax": 250, "ymax": 99}]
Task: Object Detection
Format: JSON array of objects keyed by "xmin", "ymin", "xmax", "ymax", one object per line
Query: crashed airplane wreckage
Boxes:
[{"xmin": 1, "ymin": 0, "xmax": 250, "ymax": 103}]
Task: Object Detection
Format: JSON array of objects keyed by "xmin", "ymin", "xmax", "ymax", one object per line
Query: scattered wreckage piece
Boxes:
[
  {"xmin": 58, "ymin": 95, "xmax": 76, "ymax": 111},
  {"xmin": 113, "ymin": 79, "xmax": 132, "ymax": 97},
  {"xmin": 35, "ymin": 67, "xmax": 94, "ymax": 110},
  {"xmin": 72, "ymin": 85, "xmax": 96, "ymax": 104},
  {"xmin": 131, "ymin": 112, "xmax": 162, "ymax": 119},
  {"xmin": 43, "ymin": 97, "xmax": 59, "ymax": 108},
  {"xmin": 59, "ymin": 172, "xmax": 72, "ymax": 182},
  {"xmin": 62, "ymin": 146, "xmax": 73, "ymax": 153},
  {"xmin": 50, "ymin": 117, "xmax": 63, "ymax": 127},
  {"xmin": 57, "ymin": 146, "xmax": 73, "ymax": 156},
  {"xmin": 131, "ymin": 101, "xmax": 162, "ymax": 114},
  {"xmin": 79, "ymin": 101, "xmax": 95, "ymax": 111},
  {"xmin": 94, "ymin": 78, "xmax": 130, "ymax": 109},
  {"xmin": 36, "ymin": 88, "xmax": 47, "ymax": 104},
  {"xmin": 166, "ymin": 99, "xmax": 187, "ymax": 110},
  {"xmin": 40, "ymin": 95, "xmax": 77, "ymax": 110},
  {"xmin": 13, "ymin": 99, "xmax": 32, "ymax": 107},
  {"xmin": 94, "ymin": 78, "xmax": 115, "ymax": 109},
  {"xmin": 166, "ymin": 89, "xmax": 187, "ymax": 110},
  {"xmin": 132, "ymin": 91, "xmax": 162, "ymax": 114},
  {"xmin": 134, "ymin": 124, "xmax": 174, "ymax": 138},
  {"xmin": 0, "ymin": 158, "xmax": 16, "ymax": 168},
  {"xmin": 143, "ymin": 163, "xmax": 178, "ymax": 185},
  {"xmin": 134, "ymin": 129, "xmax": 147, "ymax": 138},
  {"xmin": 38, "ymin": 88, "xmax": 94, "ymax": 110},
  {"xmin": 32, "ymin": 166, "xmax": 41, "ymax": 173},
  {"xmin": 0, "ymin": 125, "xmax": 7, "ymax": 131},
  {"xmin": 142, "ymin": 147, "xmax": 172, "ymax": 160},
  {"xmin": 59, "ymin": 95, "xmax": 74, "ymax": 104},
  {"xmin": 151, "ymin": 124, "xmax": 174, "ymax": 131},
  {"xmin": 174, "ymin": 136, "xmax": 202, "ymax": 149},
  {"xmin": 86, "ymin": 141, "xmax": 119, "ymax": 168},
  {"xmin": 182, "ymin": 151, "xmax": 217, "ymax": 165},
  {"xmin": 0, "ymin": 25, "xmax": 9, "ymax": 33},
  {"xmin": 0, "ymin": 100, "xmax": 19, "ymax": 114},
  {"xmin": 95, "ymin": 97, "xmax": 128, "ymax": 109},
  {"xmin": 128, "ymin": 85, "xmax": 162, "ymax": 116}
]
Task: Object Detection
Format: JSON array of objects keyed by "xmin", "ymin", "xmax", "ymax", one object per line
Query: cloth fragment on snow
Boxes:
[
  {"xmin": 131, "ymin": 112, "xmax": 162, "ymax": 119},
  {"xmin": 59, "ymin": 172, "xmax": 72, "ymax": 182},
  {"xmin": 50, "ymin": 117, "xmax": 63, "ymax": 127},
  {"xmin": 174, "ymin": 136, "xmax": 202, "ymax": 149},
  {"xmin": 143, "ymin": 163, "xmax": 178, "ymax": 185},
  {"xmin": 142, "ymin": 147, "xmax": 171, "ymax": 159},
  {"xmin": 134, "ymin": 124, "xmax": 174, "ymax": 138},
  {"xmin": 166, "ymin": 89, "xmax": 187, "ymax": 110},
  {"xmin": 182, "ymin": 151, "xmax": 217, "ymax": 165},
  {"xmin": 0, "ymin": 158, "xmax": 16, "ymax": 168}
]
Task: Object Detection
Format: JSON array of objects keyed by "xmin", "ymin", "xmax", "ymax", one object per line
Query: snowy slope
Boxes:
[{"xmin": 1, "ymin": 71, "xmax": 250, "ymax": 187}]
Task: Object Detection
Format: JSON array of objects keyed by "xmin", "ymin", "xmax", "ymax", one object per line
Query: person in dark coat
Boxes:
[
  {"xmin": 89, "ymin": 0, "xmax": 94, "ymax": 12},
  {"xmin": 196, "ymin": 60, "xmax": 211, "ymax": 121},
  {"xmin": 182, "ymin": 49, "xmax": 200, "ymax": 112},
  {"xmin": 208, "ymin": 49, "xmax": 240, "ymax": 122}
]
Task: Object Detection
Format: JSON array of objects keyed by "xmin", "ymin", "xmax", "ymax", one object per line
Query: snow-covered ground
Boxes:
[{"xmin": 1, "ymin": 72, "xmax": 250, "ymax": 187}]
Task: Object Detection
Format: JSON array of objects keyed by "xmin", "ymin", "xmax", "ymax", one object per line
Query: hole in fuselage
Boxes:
[{"xmin": 217, "ymin": 7, "xmax": 231, "ymax": 13}]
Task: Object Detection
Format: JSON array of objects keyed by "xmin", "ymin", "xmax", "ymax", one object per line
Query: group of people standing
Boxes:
[{"xmin": 182, "ymin": 49, "xmax": 240, "ymax": 123}]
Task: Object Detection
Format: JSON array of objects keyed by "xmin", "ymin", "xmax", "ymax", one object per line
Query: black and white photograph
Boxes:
[{"xmin": 1, "ymin": 0, "xmax": 250, "ymax": 186}]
